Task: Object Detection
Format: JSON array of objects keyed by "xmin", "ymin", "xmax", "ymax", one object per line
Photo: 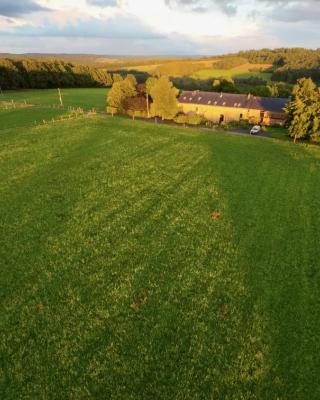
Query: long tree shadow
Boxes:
[{"xmin": 203, "ymin": 133, "xmax": 320, "ymax": 399}]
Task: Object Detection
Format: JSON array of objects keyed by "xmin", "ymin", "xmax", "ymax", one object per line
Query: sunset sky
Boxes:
[{"xmin": 0, "ymin": 0, "xmax": 319, "ymax": 54}]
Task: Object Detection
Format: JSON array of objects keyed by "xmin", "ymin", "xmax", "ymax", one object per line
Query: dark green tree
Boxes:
[{"xmin": 286, "ymin": 78, "xmax": 320, "ymax": 142}]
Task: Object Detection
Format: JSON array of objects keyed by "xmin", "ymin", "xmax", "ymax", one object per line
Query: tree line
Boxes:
[
  {"xmin": 236, "ymin": 48, "xmax": 320, "ymax": 83},
  {"xmin": 172, "ymin": 76, "xmax": 292, "ymax": 98},
  {"xmin": 0, "ymin": 58, "xmax": 114, "ymax": 90}
]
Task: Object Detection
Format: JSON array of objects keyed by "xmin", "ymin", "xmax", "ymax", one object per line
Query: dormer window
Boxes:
[
  {"xmin": 183, "ymin": 97, "xmax": 187, "ymax": 100},
  {"xmin": 198, "ymin": 97, "xmax": 202, "ymax": 101},
  {"xmin": 208, "ymin": 100, "xmax": 211, "ymax": 104}
]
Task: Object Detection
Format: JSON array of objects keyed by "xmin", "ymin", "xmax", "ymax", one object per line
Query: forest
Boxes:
[
  {"xmin": 236, "ymin": 48, "xmax": 320, "ymax": 83},
  {"xmin": 0, "ymin": 58, "xmax": 114, "ymax": 90}
]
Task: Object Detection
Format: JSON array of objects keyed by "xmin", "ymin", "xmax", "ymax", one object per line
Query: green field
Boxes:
[
  {"xmin": 0, "ymin": 107, "xmax": 72, "ymax": 130},
  {"xmin": 1, "ymin": 88, "xmax": 109, "ymax": 111},
  {"xmin": 1, "ymin": 102, "xmax": 320, "ymax": 399},
  {"xmin": 192, "ymin": 69, "xmax": 273, "ymax": 81}
]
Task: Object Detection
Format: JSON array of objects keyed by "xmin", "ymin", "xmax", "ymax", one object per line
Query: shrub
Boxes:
[
  {"xmin": 174, "ymin": 114, "xmax": 188, "ymax": 125},
  {"xmin": 186, "ymin": 114, "xmax": 203, "ymax": 125}
]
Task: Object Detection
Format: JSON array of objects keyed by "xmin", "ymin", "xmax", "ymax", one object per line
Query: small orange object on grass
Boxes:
[
  {"xmin": 220, "ymin": 304, "xmax": 229, "ymax": 316},
  {"xmin": 210, "ymin": 211, "xmax": 221, "ymax": 220},
  {"xmin": 130, "ymin": 295, "xmax": 148, "ymax": 309}
]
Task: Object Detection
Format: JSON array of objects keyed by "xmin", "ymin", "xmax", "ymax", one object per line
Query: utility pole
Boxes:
[{"xmin": 58, "ymin": 88, "xmax": 63, "ymax": 107}]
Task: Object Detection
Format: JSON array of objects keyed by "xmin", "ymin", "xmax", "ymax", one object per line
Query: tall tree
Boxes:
[
  {"xmin": 126, "ymin": 74, "xmax": 137, "ymax": 87},
  {"xmin": 112, "ymin": 73, "xmax": 123, "ymax": 83},
  {"xmin": 106, "ymin": 78, "xmax": 137, "ymax": 115},
  {"xmin": 286, "ymin": 78, "xmax": 320, "ymax": 142},
  {"xmin": 149, "ymin": 76, "xmax": 179, "ymax": 120},
  {"xmin": 145, "ymin": 77, "xmax": 158, "ymax": 117}
]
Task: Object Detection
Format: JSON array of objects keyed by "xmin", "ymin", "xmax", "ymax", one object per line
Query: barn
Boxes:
[{"xmin": 178, "ymin": 90, "xmax": 290, "ymax": 126}]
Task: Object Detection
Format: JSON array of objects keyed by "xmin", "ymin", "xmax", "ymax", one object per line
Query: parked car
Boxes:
[{"xmin": 250, "ymin": 125, "xmax": 261, "ymax": 135}]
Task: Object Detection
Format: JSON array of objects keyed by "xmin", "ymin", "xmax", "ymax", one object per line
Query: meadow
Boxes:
[
  {"xmin": 1, "ymin": 88, "xmax": 109, "ymax": 111},
  {"xmin": 1, "ymin": 101, "xmax": 320, "ymax": 399},
  {"xmin": 121, "ymin": 59, "xmax": 273, "ymax": 81},
  {"xmin": 191, "ymin": 69, "xmax": 273, "ymax": 81}
]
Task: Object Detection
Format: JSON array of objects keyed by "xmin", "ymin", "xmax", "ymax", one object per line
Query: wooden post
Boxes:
[
  {"xmin": 146, "ymin": 93, "xmax": 150, "ymax": 118},
  {"xmin": 58, "ymin": 88, "xmax": 63, "ymax": 107}
]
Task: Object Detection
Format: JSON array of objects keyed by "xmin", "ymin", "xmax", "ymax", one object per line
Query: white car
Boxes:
[{"xmin": 250, "ymin": 125, "xmax": 261, "ymax": 135}]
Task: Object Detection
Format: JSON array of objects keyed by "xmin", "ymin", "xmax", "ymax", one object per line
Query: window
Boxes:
[{"xmin": 240, "ymin": 113, "xmax": 243, "ymax": 119}]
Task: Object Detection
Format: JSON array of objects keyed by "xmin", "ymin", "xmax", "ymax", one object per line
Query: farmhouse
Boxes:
[{"xmin": 178, "ymin": 90, "xmax": 290, "ymax": 126}]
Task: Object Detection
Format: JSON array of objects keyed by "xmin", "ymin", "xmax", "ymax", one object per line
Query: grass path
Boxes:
[{"xmin": 1, "ymin": 115, "xmax": 320, "ymax": 399}]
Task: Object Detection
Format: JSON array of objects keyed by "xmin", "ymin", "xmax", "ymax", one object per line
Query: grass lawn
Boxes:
[
  {"xmin": 1, "ymin": 111, "xmax": 320, "ymax": 399},
  {"xmin": 1, "ymin": 88, "xmax": 109, "ymax": 111},
  {"xmin": 266, "ymin": 126, "xmax": 290, "ymax": 141},
  {"xmin": 0, "ymin": 107, "xmax": 72, "ymax": 131},
  {"xmin": 192, "ymin": 69, "xmax": 273, "ymax": 81}
]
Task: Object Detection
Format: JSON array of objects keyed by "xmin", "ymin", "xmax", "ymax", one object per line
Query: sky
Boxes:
[{"xmin": 0, "ymin": 0, "xmax": 319, "ymax": 55}]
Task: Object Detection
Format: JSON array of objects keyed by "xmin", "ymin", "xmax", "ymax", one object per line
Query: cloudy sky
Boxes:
[{"xmin": 0, "ymin": 0, "xmax": 319, "ymax": 55}]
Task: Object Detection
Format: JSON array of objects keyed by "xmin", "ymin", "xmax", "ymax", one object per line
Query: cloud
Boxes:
[
  {"xmin": 0, "ymin": 14, "xmax": 163, "ymax": 40},
  {"xmin": 0, "ymin": 33, "xmax": 198, "ymax": 55},
  {"xmin": 1, "ymin": 0, "xmax": 319, "ymax": 55},
  {"xmin": 164, "ymin": 0, "xmax": 238, "ymax": 16},
  {"xmin": 263, "ymin": 0, "xmax": 320, "ymax": 22},
  {"xmin": 165, "ymin": 0, "xmax": 320, "ymax": 21},
  {"xmin": 0, "ymin": 0, "xmax": 49, "ymax": 17},
  {"xmin": 86, "ymin": 0, "xmax": 119, "ymax": 7}
]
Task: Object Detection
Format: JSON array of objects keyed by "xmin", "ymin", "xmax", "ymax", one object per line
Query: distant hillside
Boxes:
[
  {"xmin": 0, "ymin": 53, "xmax": 187, "ymax": 70},
  {"xmin": 228, "ymin": 48, "xmax": 320, "ymax": 83}
]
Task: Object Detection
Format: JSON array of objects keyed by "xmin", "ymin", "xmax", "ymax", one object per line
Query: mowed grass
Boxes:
[
  {"xmin": 1, "ymin": 111, "xmax": 320, "ymax": 399},
  {"xmin": 0, "ymin": 107, "xmax": 71, "ymax": 130},
  {"xmin": 1, "ymin": 88, "xmax": 109, "ymax": 111},
  {"xmin": 192, "ymin": 69, "xmax": 272, "ymax": 81}
]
